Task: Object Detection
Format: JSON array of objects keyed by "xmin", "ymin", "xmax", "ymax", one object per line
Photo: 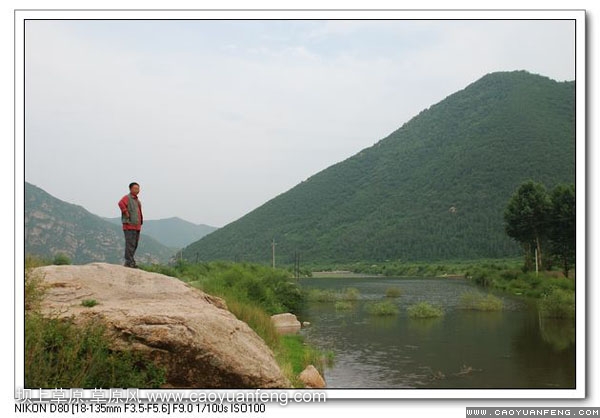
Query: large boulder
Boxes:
[
  {"xmin": 35, "ymin": 263, "xmax": 290, "ymax": 388},
  {"xmin": 270, "ymin": 313, "xmax": 301, "ymax": 334}
]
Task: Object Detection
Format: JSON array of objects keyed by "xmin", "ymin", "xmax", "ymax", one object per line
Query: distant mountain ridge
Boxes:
[
  {"xmin": 25, "ymin": 182, "xmax": 176, "ymax": 264},
  {"xmin": 105, "ymin": 217, "xmax": 218, "ymax": 248},
  {"xmin": 182, "ymin": 71, "xmax": 575, "ymax": 264}
]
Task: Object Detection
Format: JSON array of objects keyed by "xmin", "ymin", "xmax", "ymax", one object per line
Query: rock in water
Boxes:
[
  {"xmin": 35, "ymin": 263, "xmax": 290, "ymax": 388},
  {"xmin": 270, "ymin": 313, "xmax": 301, "ymax": 334},
  {"xmin": 299, "ymin": 365, "xmax": 326, "ymax": 388}
]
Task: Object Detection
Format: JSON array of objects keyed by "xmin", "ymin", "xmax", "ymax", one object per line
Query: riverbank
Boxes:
[
  {"xmin": 311, "ymin": 270, "xmax": 382, "ymax": 279},
  {"xmin": 25, "ymin": 255, "xmax": 327, "ymax": 388},
  {"xmin": 305, "ymin": 258, "xmax": 575, "ymax": 317},
  {"xmin": 142, "ymin": 260, "xmax": 328, "ymax": 386}
]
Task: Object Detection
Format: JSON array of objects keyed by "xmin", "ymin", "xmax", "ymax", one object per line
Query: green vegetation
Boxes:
[
  {"xmin": 342, "ymin": 287, "xmax": 360, "ymax": 301},
  {"xmin": 141, "ymin": 261, "xmax": 327, "ymax": 385},
  {"xmin": 143, "ymin": 260, "xmax": 304, "ymax": 315},
  {"xmin": 334, "ymin": 301, "xmax": 354, "ymax": 311},
  {"xmin": 365, "ymin": 300, "xmax": 399, "ymax": 316},
  {"xmin": 385, "ymin": 287, "xmax": 403, "ymax": 298},
  {"xmin": 538, "ymin": 288, "xmax": 575, "ymax": 319},
  {"xmin": 407, "ymin": 302, "xmax": 444, "ymax": 319},
  {"xmin": 183, "ymin": 71, "xmax": 574, "ymax": 265},
  {"xmin": 25, "ymin": 260, "xmax": 166, "ymax": 388},
  {"xmin": 504, "ymin": 181, "xmax": 575, "ymax": 277},
  {"xmin": 52, "ymin": 253, "xmax": 71, "ymax": 265},
  {"xmin": 465, "ymin": 266, "xmax": 574, "ymax": 298},
  {"xmin": 306, "ymin": 289, "xmax": 338, "ymax": 302},
  {"xmin": 458, "ymin": 291, "xmax": 503, "ymax": 311},
  {"xmin": 548, "ymin": 184, "xmax": 576, "ymax": 278},
  {"xmin": 81, "ymin": 299, "xmax": 98, "ymax": 308},
  {"xmin": 306, "ymin": 287, "xmax": 361, "ymax": 303},
  {"xmin": 277, "ymin": 334, "xmax": 333, "ymax": 387}
]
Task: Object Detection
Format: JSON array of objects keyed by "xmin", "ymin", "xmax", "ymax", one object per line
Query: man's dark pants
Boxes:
[{"xmin": 124, "ymin": 230, "xmax": 140, "ymax": 267}]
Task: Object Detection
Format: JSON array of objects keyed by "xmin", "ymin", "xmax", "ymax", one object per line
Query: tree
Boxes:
[
  {"xmin": 504, "ymin": 181, "xmax": 551, "ymax": 271},
  {"xmin": 548, "ymin": 184, "xmax": 575, "ymax": 278}
]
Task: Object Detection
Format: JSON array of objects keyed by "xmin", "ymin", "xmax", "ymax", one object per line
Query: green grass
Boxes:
[
  {"xmin": 334, "ymin": 301, "xmax": 354, "ymax": 311},
  {"xmin": 143, "ymin": 260, "xmax": 304, "ymax": 315},
  {"xmin": 538, "ymin": 288, "xmax": 575, "ymax": 319},
  {"xmin": 81, "ymin": 299, "xmax": 98, "ymax": 308},
  {"xmin": 365, "ymin": 300, "xmax": 399, "ymax": 316},
  {"xmin": 458, "ymin": 291, "xmax": 503, "ymax": 311},
  {"xmin": 306, "ymin": 289, "xmax": 338, "ymax": 302},
  {"xmin": 142, "ymin": 260, "xmax": 331, "ymax": 387},
  {"xmin": 306, "ymin": 287, "xmax": 361, "ymax": 303},
  {"xmin": 407, "ymin": 302, "xmax": 444, "ymax": 318},
  {"xmin": 385, "ymin": 287, "xmax": 403, "ymax": 298},
  {"xmin": 276, "ymin": 335, "xmax": 332, "ymax": 387}
]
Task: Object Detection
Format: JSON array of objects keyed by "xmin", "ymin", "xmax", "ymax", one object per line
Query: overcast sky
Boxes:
[{"xmin": 24, "ymin": 19, "xmax": 575, "ymax": 227}]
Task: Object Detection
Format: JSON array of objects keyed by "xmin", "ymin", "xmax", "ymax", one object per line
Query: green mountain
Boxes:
[
  {"xmin": 25, "ymin": 182, "xmax": 175, "ymax": 264},
  {"xmin": 183, "ymin": 71, "xmax": 575, "ymax": 265},
  {"xmin": 106, "ymin": 217, "xmax": 218, "ymax": 249}
]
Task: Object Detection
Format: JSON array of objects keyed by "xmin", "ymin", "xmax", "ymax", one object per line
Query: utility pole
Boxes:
[{"xmin": 271, "ymin": 238, "xmax": 276, "ymax": 269}]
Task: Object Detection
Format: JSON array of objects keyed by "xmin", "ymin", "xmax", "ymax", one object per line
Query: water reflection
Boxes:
[
  {"xmin": 539, "ymin": 317, "xmax": 576, "ymax": 351},
  {"xmin": 406, "ymin": 317, "xmax": 444, "ymax": 334},
  {"xmin": 300, "ymin": 277, "xmax": 576, "ymax": 389}
]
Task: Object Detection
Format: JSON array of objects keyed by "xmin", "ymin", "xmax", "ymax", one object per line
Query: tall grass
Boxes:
[
  {"xmin": 144, "ymin": 261, "xmax": 304, "ymax": 315},
  {"xmin": 407, "ymin": 302, "xmax": 444, "ymax": 318},
  {"xmin": 385, "ymin": 287, "xmax": 403, "ymax": 298},
  {"xmin": 143, "ymin": 261, "xmax": 327, "ymax": 386},
  {"xmin": 458, "ymin": 291, "xmax": 503, "ymax": 311},
  {"xmin": 276, "ymin": 335, "xmax": 332, "ymax": 387},
  {"xmin": 334, "ymin": 301, "xmax": 354, "ymax": 311},
  {"xmin": 365, "ymin": 300, "xmax": 399, "ymax": 316},
  {"xmin": 538, "ymin": 288, "xmax": 575, "ymax": 319},
  {"xmin": 306, "ymin": 287, "xmax": 361, "ymax": 302}
]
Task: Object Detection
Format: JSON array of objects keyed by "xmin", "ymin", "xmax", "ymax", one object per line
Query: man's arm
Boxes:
[{"xmin": 118, "ymin": 195, "xmax": 130, "ymax": 219}]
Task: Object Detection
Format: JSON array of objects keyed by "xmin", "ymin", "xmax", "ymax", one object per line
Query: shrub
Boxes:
[
  {"xmin": 538, "ymin": 289, "xmax": 575, "ymax": 319},
  {"xmin": 334, "ymin": 301, "xmax": 354, "ymax": 311},
  {"xmin": 385, "ymin": 287, "xmax": 402, "ymax": 298},
  {"xmin": 407, "ymin": 302, "xmax": 444, "ymax": 318},
  {"xmin": 458, "ymin": 291, "xmax": 503, "ymax": 311},
  {"xmin": 52, "ymin": 253, "xmax": 71, "ymax": 266},
  {"xmin": 306, "ymin": 289, "xmax": 338, "ymax": 303},
  {"xmin": 306, "ymin": 287, "xmax": 360, "ymax": 303},
  {"xmin": 81, "ymin": 299, "xmax": 98, "ymax": 308},
  {"xmin": 340, "ymin": 287, "xmax": 360, "ymax": 301},
  {"xmin": 365, "ymin": 300, "xmax": 399, "ymax": 316}
]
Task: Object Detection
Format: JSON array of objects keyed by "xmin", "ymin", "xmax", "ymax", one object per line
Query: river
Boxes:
[{"xmin": 298, "ymin": 276, "xmax": 575, "ymax": 389}]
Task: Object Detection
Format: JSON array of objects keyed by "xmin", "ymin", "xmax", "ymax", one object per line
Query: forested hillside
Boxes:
[{"xmin": 183, "ymin": 71, "xmax": 575, "ymax": 264}]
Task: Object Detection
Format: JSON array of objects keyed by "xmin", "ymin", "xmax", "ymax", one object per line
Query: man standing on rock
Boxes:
[{"xmin": 118, "ymin": 182, "xmax": 143, "ymax": 268}]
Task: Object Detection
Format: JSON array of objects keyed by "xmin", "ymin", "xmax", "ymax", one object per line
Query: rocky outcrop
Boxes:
[
  {"xmin": 298, "ymin": 365, "xmax": 326, "ymax": 388},
  {"xmin": 270, "ymin": 313, "xmax": 301, "ymax": 334},
  {"xmin": 36, "ymin": 263, "xmax": 290, "ymax": 388}
]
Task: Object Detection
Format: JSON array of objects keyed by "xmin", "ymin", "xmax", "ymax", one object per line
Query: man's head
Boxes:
[{"xmin": 129, "ymin": 182, "xmax": 140, "ymax": 196}]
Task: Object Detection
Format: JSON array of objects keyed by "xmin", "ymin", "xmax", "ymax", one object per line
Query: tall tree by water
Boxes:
[
  {"xmin": 548, "ymin": 184, "xmax": 576, "ymax": 278},
  {"xmin": 504, "ymin": 180, "xmax": 551, "ymax": 271}
]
